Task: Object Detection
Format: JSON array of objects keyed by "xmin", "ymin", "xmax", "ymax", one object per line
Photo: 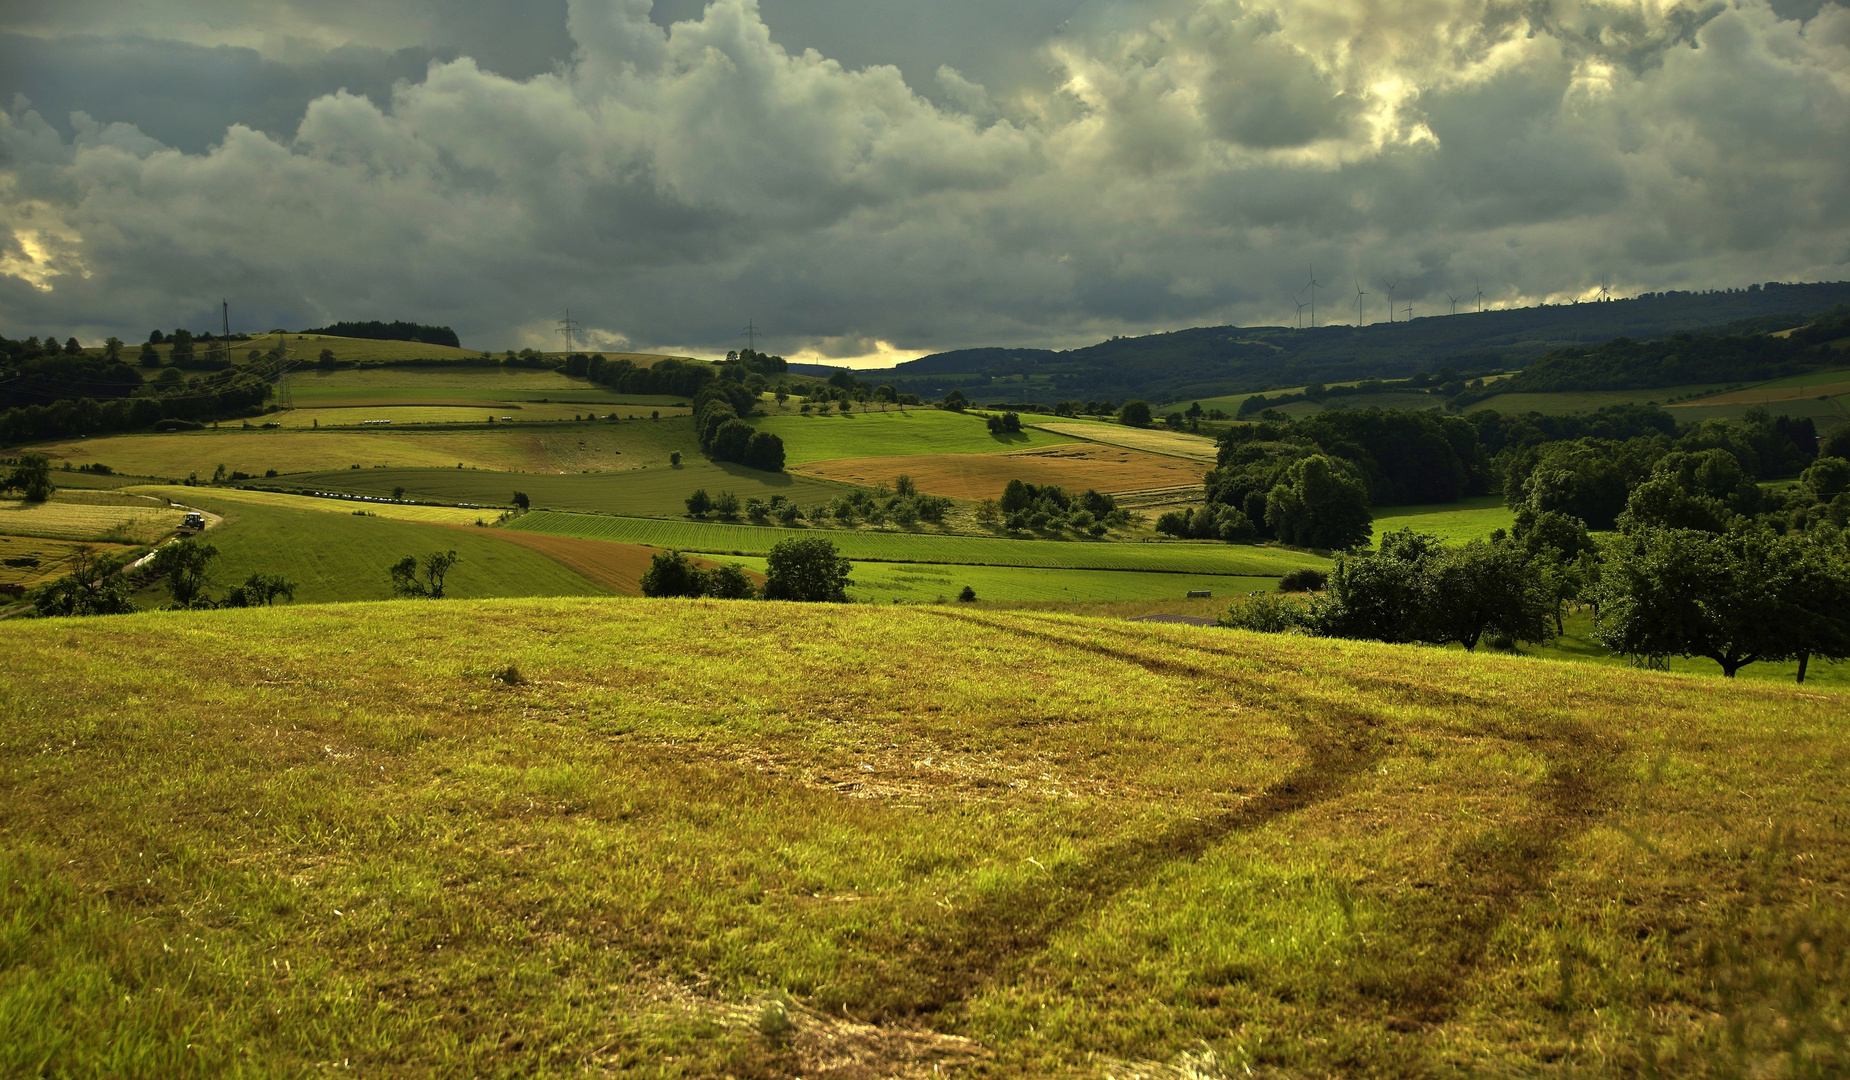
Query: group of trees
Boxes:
[
  {"xmin": 296, "ymin": 321, "xmax": 460, "ymax": 347},
  {"xmin": 30, "ymin": 537, "xmax": 299, "ymax": 617},
  {"xmin": 1224, "ymin": 442, "xmax": 1850, "ymax": 680},
  {"xmin": 693, "ymin": 381, "xmax": 785, "ymax": 471},
  {"xmin": 641, "ymin": 537, "xmax": 851, "ymax": 602},
  {"xmin": 825, "ymin": 477, "xmax": 953, "ymax": 527},
  {"xmin": 977, "ymin": 480, "xmax": 1126, "ymax": 536}
]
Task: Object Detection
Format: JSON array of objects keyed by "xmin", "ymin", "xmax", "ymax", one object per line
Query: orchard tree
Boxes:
[
  {"xmin": 1421, "ymin": 539, "xmax": 1555, "ymax": 651},
  {"xmin": 3, "ymin": 452, "xmax": 55, "ymax": 502},
  {"xmin": 389, "ymin": 550, "xmax": 460, "ymax": 598}
]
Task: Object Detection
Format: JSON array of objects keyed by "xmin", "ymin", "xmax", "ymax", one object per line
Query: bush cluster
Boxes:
[
  {"xmin": 827, "ymin": 476, "xmax": 951, "ymax": 527},
  {"xmin": 976, "ymin": 480, "xmax": 1125, "ymax": 537}
]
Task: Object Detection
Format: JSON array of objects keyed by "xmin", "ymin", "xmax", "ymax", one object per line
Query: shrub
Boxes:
[
  {"xmin": 763, "ymin": 536, "xmax": 852, "ymax": 602},
  {"xmin": 958, "ymin": 585, "xmax": 977, "ymax": 602},
  {"xmin": 1278, "ymin": 568, "xmax": 1328, "ymax": 593}
]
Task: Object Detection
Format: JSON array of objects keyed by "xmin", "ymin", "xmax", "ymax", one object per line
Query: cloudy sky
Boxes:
[{"xmin": 2, "ymin": 0, "xmax": 1847, "ymax": 363}]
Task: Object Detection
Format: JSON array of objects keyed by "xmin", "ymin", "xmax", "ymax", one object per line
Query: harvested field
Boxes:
[
  {"xmin": 32, "ymin": 428, "xmax": 569, "ymax": 477},
  {"xmin": 0, "ymin": 492, "xmax": 185, "ymax": 543},
  {"xmin": 126, "ymin": 485, "xmax": 492, "ymax": 526},
  {"xmin": 0, "ymin": 535, "xmax": 140, "ymax": 590},
  {"xmin": 475, "ymin": 531, "xmax": 760, "ymax": 596},
  {"xmin": 793, "ymin": 443, "xmax": 1207, "ymax": 500},
  {"xmin": 1028, "ymin": 420, "xmax": 1220, "ymax": 463}
]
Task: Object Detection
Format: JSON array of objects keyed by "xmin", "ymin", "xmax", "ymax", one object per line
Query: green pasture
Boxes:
[
  {"xmin": 1370, "ymin": 496, "xmax": 1516, "ymax": 546},
  {"xmin": 1746, "ymin": 365, "xmax": 1850, "ymax": 391},
  {"xmin": 290, "ymin": 365, "xmax": 688, "ymax": 405},
  {"xmin": 511, "ymin": 510, "xmax": 1328, "ymax": 575},
  {"xmin": 2, "ymin": 601, "xmax": 1845, "ymax": 1076},
  {"xmin": 276, "ymin": 404, "xmax": 664, "ymax": 426},
  {"xmin": 723, "ymin": 555, "xmax": 1277, "ymax": 603},
  {"xmin": 141, "ymin": 496, "xmax": 606, "ymax": 606},
  {"xmin": 287, "ymin": 461, "xmax": 853, "ymax": 518},
  {"xmin": 1668, "ymin": 395, "xmax": 1849, "ymax": 430},
  {"xmin": 752, "ymin": 409, "xmax": 1069, "ymax": 465}
]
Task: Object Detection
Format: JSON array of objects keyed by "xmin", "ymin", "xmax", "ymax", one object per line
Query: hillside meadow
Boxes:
[
  {"xmin": 792, "ymin": 443, "xmax": 1206, "ymax": 501},
  {"xmin": 753, "ymin": 410, "xmax": 1070, "ymax": 464},
  {"xmin": 1026, "ymin": 420, "xmax": 1220, "ymax": 463},
  {"xmin": 0, "ymin": 600, "xmax": 1844, "ymax": 1077}
]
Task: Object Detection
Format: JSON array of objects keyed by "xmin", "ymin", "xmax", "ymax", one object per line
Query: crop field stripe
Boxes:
[{"xmin": 509, "ymin": 511, "xmax": 1327, "ymax": 575}]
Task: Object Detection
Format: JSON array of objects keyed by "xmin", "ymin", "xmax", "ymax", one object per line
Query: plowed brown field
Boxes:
[
  {"xmin": 472, "ymin": 529, "xmax": 761, "ymax": 596},
  {"xmin": 792, "ymin": 443, "xmax": 1207, "ymax": 500}
]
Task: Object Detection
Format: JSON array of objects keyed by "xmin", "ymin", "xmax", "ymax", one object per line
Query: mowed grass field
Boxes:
[
  {"xmin": 512, "ymin": 511, "xmax": 1330, "ymax": 575},
  {"xmin": 287, "ymin": 461, "xmax": 851, "ymax": 519},
  {"xmin": 143, "ymin": 496, "xmax": 607, "ymax": 604},
  {"xmin": 0, "ymin": 536, "xmax": 141, "ymax": 590},
  {"xmin": 793, "ymin": 443, "xmax": 1206, "ymax": 500},
  {"xmin": 1028, "ymin": 420, "xmax": 1220, "ymax": 463},
  {"xmin": 1370, "ymin": 496, "xmax": 1516, "ymax": 546},
  {"xmin": 2, "ymin": 601, "xmax": 1845, "ymax": 1076},
  {"xmin": 124, "ymin": 485, "xmax": 493, "ymax": 527},
  {"xmin": 754, "ymin": 410, "xmax": 1070, "ymax": 465},
  {"xmin": 0, "ymin": 490, "xmax": 186, "ymax": 543}
]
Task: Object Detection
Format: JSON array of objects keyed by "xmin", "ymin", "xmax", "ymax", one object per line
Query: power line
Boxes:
[{"xmin": 741, "ymin": 318, "xmax": 759, "ymax": 352}]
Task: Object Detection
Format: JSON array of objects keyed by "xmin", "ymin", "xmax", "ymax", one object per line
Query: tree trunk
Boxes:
[{"xmin": 1797, "ymin": 651, "xmax": 1810, "ymax": 684}]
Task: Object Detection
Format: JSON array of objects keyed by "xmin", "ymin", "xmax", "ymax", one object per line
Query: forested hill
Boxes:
[
  {"xmin": 865, "ymin": 281, "xmax": 1850, "ymax": 404},
  {"xmin": 295, "ymin": 321, "xmax": 461, "ymax": 348}
]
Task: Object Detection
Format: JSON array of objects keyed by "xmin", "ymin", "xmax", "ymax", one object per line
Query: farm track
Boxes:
[{"xmin": 879, "ymin": 611, "xmax": 1620, "ymax": 1038}]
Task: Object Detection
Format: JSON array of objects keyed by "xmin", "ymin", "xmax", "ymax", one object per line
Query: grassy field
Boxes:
[
  {"xmin": 125, "ymin": 485, "xmax": 494, "ymax": 527},
  {"xmin": 1471, "ymin": 386, "xmax": 1724, "ymax": 415},
  {"xmin": 0, "ymin": 490, "xmax": 186, "ymax": 543},
  {"xmin": 285, "ymin": 461, "xmax": 851, "ymax": 519},
  {"xmin": 754, "ymin": 410, "xmax": 1070, "ymax": 465},
  {"xmin": 722, "ymin": 556, "xmax": 1276, "ymax": 604},
  {"xmin": 26, "ymin": 417, "xmax": 707, "ymax": 478},
  {"xmin": 1668, "ymin": 395, "xmax": 1849, "ymax": 430},
  {"xmin": 134, "ymin": 496, "xmax": 607, "ymax": 605},
  {"xmin": 512, "ymin": 511, "xmax": 1329, "ymax": 575},
  {"xmin": 289, "ymin": 362, "xmax": 693, "ymax": 404},
  {"xmin": 794, "ymin": 443, "xmax": 1205, "ymax": 500},
  {"xmin": 1028, "ymin": 421, "xmax": 1219, "ymax": 463},
  {"xmin": 1370, "ymin": 496, "xmax": 1516, "ymax": 546},
  {"xmin": 274, "ymin": 403, "xmax": 686, "ymax": 426},
  {"xmin": 2, "ymin": 600, "xmax": 1845, "ymax": 1076}
]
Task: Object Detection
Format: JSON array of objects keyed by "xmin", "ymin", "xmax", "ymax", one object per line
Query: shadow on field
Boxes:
[{"xmin": 849, "ymin": 612, "xmax": 1620, "ymax": 1043}]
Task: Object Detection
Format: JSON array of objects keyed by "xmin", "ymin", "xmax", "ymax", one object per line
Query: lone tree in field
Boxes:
[
  {"xmin": 389, "ymin": 550, "xmax": 460, "ymax": 599},
  {"xmin": 1118, "ymin": 400, "xmax": 1153, "ymax": 428},
  {"xmin": 2, "ymin": 452, "xmax": 55, "ymax": 502},
  {"xmin": 762, "ymin": 536, "xmax": 852, "ymax": 602},
  {"xmin": 685, "ymin": 489, "xmax": 713, "ymax": 517},
  {"xmin": 151, "ymin": 538, "xmax": 218, "ymax": 609},
  {"xmin": 512, "ymin": 491, "xmax": 530, "ymax": 511}
]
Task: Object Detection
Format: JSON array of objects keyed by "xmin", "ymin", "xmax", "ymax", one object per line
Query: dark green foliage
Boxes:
[
  {"xmin": 30, "ymin": 547, "xmax": 135, "ymax": 618},
  {"xmin": 297, "ymin": 321, "xmax": 461, "ymax": 348},
  {"xmin": 388, "ymin": 550, "xmax": 460, "ymax": 599},
  {"xmin": 958, "ymin": 585, "xmax": 976, "ymax": 602},
  {"xmin": 985, "ymin": 412, "xmax": 1023, "ymax": 435},
  {"xmin": 2, "ymin": 452, "xmax": 55, "ymax": 502},
  {"xmin": 583, "ymin": 355, "xmax": 713, "ymax": 398},
  {"xmin": 1619, "ymin": 449, "xmax": 1760, "ymax": 532},
  {"xmin": 152, "ymin": 538, "xmax": 218, "ymax": 609},
  {"xmin": 762, "ymin": 536, "xmax": 852, "ymax": 602},
  {"xmin": 713, "ymin": 490, "xmax": 741, "ymax": 519},
  {"xmin": 1301, "ymin": 529, "xmax": 1554, "ymax": 651},
  {"xmin": 704, "ymin": 563, "xmax": 758, "ymax": 600},
  {"xmin": 1155, "ymin": 504, "xmax": 1255, "ymax": 543},
  {"xmin": 1801, "ymin": 457, "xmax": 1850, "ymax": 500},
  {"xmin": 222, "ymin": 573, "xmax": 298, "ymax": 608},
  {"xmin": 513, "ymin": 491, "xmax": 530, "ymax": 511},
  {"xmin": 1265, "ymin": 455, "xmax": 1372, "ymax": 550},
  {"xmin": 994, "ymin": 481, "xmax": 1121, "ymax": 536},
  {"xmin": 640, "ymin": 550, "xmax": 708, "ymax": 598},
  {"xmin": 1594, "ymin": 528, "xmax": 1850, "ymax": 678},
  {"xmin": 1118, "ymin": 401, "xmax": 1153, "ymax": 428},
  {"xmin": 685, "ymin": 489, "xmax": 713, "ymax": 517},
  {"xmin": 1278, "ymin": 568, "xmax": 1327, "ymax": 592},
  {"xmin": 710, "ymin": 419, "xmax": 755, "ymax": 463},
  {"xmin": 1466, "ymin": 403, "xmax": 1678, "ymax": 454},
  {"xmin": 942, "ymin": 389, "xmax": 968, "ymax": 411}
]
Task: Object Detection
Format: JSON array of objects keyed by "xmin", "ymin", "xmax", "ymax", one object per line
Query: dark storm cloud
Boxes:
[{"xmin": 2, "ymin": 0, "xmax": 1848, "ymax": 361}]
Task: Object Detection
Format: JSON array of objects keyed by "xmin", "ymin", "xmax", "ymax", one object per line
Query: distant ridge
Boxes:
[
  {"xmin": 868, "ymin": 280, "xmax": 1850, "ymax": 403},
  {"xmin": 296, "ymin": 320, "xmax": 462, "ymax": 349}
]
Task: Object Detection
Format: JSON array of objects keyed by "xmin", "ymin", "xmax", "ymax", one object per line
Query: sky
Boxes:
[{"xmin": 1, "ymin": 0, "xmax": 1847, "ymax": 365}]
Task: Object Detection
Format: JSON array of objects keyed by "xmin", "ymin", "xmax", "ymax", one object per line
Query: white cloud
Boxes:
[{"xmin": 2, "ymin": 0, "xmax": 1848, "ymax": 353}]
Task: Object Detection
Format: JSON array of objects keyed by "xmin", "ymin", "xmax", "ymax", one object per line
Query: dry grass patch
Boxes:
[
  {"xmin": 475, "ymin": 531, "xmax": 759, "ymax": 596},
  {"xmin": 794, "ymin": 443, "xmax": 1207, "ymax": 500},
  {"xmin": 1028, "ymin": 421, "xmax": 1220, "ymax": 463}
]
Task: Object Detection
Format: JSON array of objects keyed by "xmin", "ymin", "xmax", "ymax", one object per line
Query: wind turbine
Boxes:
[
  {"xmin": 1379, "ymin": 277, "xmax": 1399, "ymax": 324},
  {"xmin": 1474, "ymin": 283, "xmax": 1485, "ymax": 313},
  {"xmin": 1305, "ymin": 267, "xmax": 1323, "ymax": 328},
  {"xmin": 1599, "ymin": 274, "xmax": 1611, "ymax": 303},
  {"xmin": 1403, "ymin": 302, "xmax": 1413, "ymax": 322},
  {"xmin": 1354, "ymin": 280, "xmax": 1368, "ymax": 326},
  {"xmin": 1292, "ymin": 293, "xmax": 1309, "ymax": 329},
  {"xmin": 1446, "ymin": 292, "xmax": 1460, "ymax": 315}
]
